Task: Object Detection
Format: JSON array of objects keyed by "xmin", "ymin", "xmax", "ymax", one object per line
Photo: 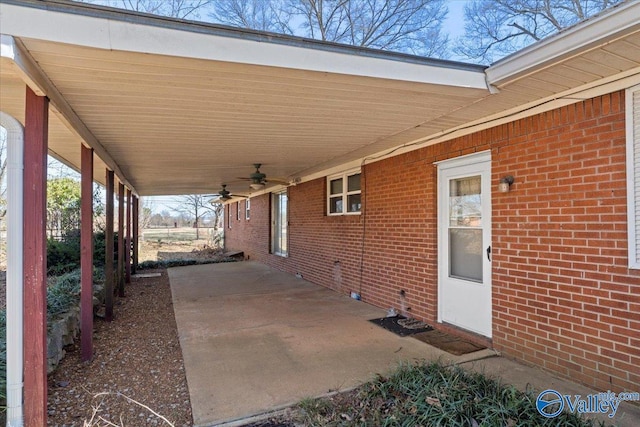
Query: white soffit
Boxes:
[
  {"xmin": 0, "ymin": 33, "xmax": 132, "ymax": 192},
  {"xmin": 0, "ymin": 1, "xmax": 487, "ymax": 89}
]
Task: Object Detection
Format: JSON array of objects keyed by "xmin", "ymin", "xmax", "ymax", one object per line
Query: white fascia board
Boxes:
[
  {"xmin": 0, "ymin": 34, "xmax": 137, "ymax": 194},
  {"xmin": 486, "ymin": 0, "xmax": 640, "ymax": 86},
  {"xmin": 1, "ymin": 33, "xmax": 46, "ymax": 96},
  {"xmin": 0, "ymin": 2, "xmax": 487, "ymax": 89}
]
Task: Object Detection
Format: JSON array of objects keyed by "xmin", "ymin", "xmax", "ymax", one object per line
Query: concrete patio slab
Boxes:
[
  {"xmin": 169, "ymin": 262, "xmax": 640, "ymax": 427},
  {"xmin": 169, "ymin": 262, "xmax": 460, "ymax": 426}
]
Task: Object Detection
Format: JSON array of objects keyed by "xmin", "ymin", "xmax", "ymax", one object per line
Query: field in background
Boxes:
[{"xmin": 139, "ymin": 227, "xmax": 222, "ymax": 262}]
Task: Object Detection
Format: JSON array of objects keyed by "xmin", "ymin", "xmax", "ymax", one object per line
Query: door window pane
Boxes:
[
  {"xmin": 449, "ymin": 176, "xmax": 481, "ymax": 227},
  {"xmin": 449, "ymin": 176, "xmax": 483, "ymax": 282},
  {"xmin": 449, "ymin": 229, "xmax": 482, "ymax": 282}
]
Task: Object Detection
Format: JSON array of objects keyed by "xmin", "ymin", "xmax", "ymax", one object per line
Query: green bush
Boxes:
[
  {"xmin": 47, "ymin": 230, "xmax": 81, "ymax": 275},
  {"xmin": 93, "ymin": 231, "xmax": 107, "ymax": 267},
  {"xmin": 46, "ymin": 267, "xmax": 105, "ymax": 323},
  {"xmin": 138, "ymin": 258, "xmax": 237, "ymax": 270},
  {"xmin": 0, "ymin": 267, "xmax": 105, "ymax": 414},
  {"xmin": 47, "ymin": 230, "xmax": 113, "ymax": 274}
]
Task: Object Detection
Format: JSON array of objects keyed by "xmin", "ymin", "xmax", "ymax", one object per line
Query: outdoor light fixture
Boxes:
[
  {"xmin": 250, "ymin": 182, "xmax": 265, "ymax": 190},
  {"xmin": 498, "ymin": 175, "xmax": 514, "ymax": 193}
]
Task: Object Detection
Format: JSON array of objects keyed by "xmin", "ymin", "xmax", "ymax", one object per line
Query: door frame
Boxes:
[{"xmin": 436, "ymin": 151, "xmax": 492, "ymax": 337}]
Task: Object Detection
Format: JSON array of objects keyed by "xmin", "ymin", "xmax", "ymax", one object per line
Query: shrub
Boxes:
[
  {"xmin": 47, "ymin": 230, "xmax": 114, "ymax": 274},
  {"xmin": 297, "ymin": 361, "xmax": 609, "ymax": 426},
  {"xmin": 0, "ymin": 266, "xmax": 106, "ymax": 415},
  {"xmin": 47, "ymin": 235, "xmax": 80, "ymax": 275},
  {"xmin": 137, "ymin": 258, "xmax": 237, "ymax": 270}
]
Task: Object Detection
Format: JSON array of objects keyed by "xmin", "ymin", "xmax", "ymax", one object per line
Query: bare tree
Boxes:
[
  {"xmin": 291, "ymin": 0, "xmax": 448, "ymax": 56},
  {"xmin": 171, "ymin": 194, "xmax": 220, "ymax": 239},
  {"xmin": 78, "ymin": 0, "xmax": 213, "ymax": 19},
  {"xmin": 456, "ymin": 0, "xmax": 623, "ymax": 63},
  {"xmin": 138, "ymin": 197, "xmax": 154, "ymax": 230},
  {"xmin": 209, "ymin": 0, "xmax": 293, "ymax": 33},
  {"xmin": 210, "ymin": 0, "xmax": 450, "ymax": 58}
]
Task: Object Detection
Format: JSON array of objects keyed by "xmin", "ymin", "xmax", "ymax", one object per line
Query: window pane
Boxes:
[
  {"xmin": 449, "ymin": 176, "xmax": 482, "ymax": 227},
  {"xmin": 347, "ymin": 173, "xmax": 361, "ymax": 192},
  {"xmin": 449, "ymin": 228, "xmax": 482, "ymax": 282},
  {"xmin": 330, "ymin": 178, "xmax": 343, "ymax": 195},
  {"xmin": 329, "ymin": 196, "xmax": 343, "ymax": 213},
  {"xmin": 347, "ymin": 194, "xmax": 361, "ymax": 212},
  {"xmin": 279, "ymin": 194, "xmax": 287, "ymax": 254},
  {"xmin": 272, "ymin": 192, "xmax": 288, "ymax": 256}
]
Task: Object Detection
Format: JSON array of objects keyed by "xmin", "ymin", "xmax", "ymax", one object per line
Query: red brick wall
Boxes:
[
  {"xmin": 491, "ymin": 91, "xmax": 639, "ymax": 392},
  {"xmin": 225, "ymin": 91, "xmax": 640, "ymax": 392}
]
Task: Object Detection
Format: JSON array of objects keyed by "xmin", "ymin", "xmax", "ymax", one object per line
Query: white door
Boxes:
[{"xmin": 437, "ymin": 152, "xmax": 492, "ymax": 337}]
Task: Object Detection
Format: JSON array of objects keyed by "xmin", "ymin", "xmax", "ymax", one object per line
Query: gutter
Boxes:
[{"xmin": 0, "ymin": 111, "xmax": 24, "ymax": 427}]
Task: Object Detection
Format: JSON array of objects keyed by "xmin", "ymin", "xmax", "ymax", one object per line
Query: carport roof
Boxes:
[{"xmin": 1, "ymin": 0, "xmax": 640, "ymax": 196}]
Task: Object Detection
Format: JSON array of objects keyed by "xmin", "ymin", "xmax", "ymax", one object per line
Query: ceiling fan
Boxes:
[
  {"xmin": 237, "ymin": 163, "xmax": 289, "ymax": 190},
  {"xmin": 210, "ymin": 184, "xmax": 247, "ymax": 204}
]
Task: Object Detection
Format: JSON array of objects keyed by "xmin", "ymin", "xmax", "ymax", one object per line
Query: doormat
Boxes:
[
  {"xmin": 411, "ymin": 330, "xmax": 486, "ymax": 356},
  {"xmin": 369, "ymin": 316, "xmax": 433, "ymax": 337}
]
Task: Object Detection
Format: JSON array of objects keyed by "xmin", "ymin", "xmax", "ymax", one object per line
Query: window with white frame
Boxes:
[
  {"xmin": 626, "ymin": 84, "xmax": 640, "ymax": 269},
  {"xmin": 246, "ymin": 198, "xmax": 251, "ymax": 220},
  {"xmin": 327, "ymin": 170, "xmax": 361, "ymax": 215},
  {"xmin": 237, "ymin": 201, "xmax": 241, "ymax": 220}
]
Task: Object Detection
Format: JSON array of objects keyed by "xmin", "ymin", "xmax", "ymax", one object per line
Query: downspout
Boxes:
[{"xmin": 1, "ymin": 112, "xmax": 25, "ymax": 427}]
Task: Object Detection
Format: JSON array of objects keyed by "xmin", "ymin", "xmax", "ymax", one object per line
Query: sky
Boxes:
[{"xmin": 446, "ymin": 0, "xmax": 468, "ymax": 39}]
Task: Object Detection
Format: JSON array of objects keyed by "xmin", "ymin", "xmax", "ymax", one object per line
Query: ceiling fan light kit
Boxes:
[{"xmin": 236, "ymin": 163, "xmax": 289, "ymax": 190}]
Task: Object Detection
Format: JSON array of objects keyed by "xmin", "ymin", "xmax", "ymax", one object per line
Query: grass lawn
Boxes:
[{"xmin": 142, "ymin": 227, "xmax": 208, "ymax": 242}]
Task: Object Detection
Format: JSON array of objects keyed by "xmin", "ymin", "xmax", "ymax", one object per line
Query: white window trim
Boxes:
[
  {"xmin": 237, "ymin": 201, "xmax": 241, "ymax": 221},
  {"xmin": 227, "ymin": 204, "xmax": 232, "ymax": 228},
  {"xmin": 626, "ymin": 84, "xmax": 640, "ymax": 269},
  {"xmin": 245, "ymin": 198, "xmax": 250, "ymax": 220},
  {"xmin": 327, "ymin": 169, "xmax": 361, "ymax": 216}
]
